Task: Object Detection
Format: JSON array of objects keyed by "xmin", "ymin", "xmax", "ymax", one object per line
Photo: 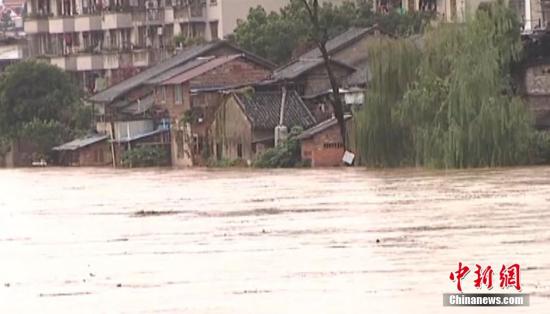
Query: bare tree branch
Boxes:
[{"xmin": 300, "ymin": 0, "xmax": 348, "ymax": 149}]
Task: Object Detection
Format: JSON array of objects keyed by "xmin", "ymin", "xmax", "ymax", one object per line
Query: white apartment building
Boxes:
[{"xmin": 23, "ymin": 0, "xmax": 295, "ymax": 92}]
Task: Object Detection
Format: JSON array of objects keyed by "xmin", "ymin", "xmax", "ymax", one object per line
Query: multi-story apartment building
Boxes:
[
  {"xmin": 398, "ymin": 0, "xmax": 550, "ymax": 29},
  {"xmin": 23, "ymin": 0, "xmax": 295, "ymax": 93}
]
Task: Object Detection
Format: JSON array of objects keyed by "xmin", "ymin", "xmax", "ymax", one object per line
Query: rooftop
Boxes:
[
  {"xmin": 52, "ymin": 134, "xmax": 109, "ymax": 151},
  {"xmin": 90, "ymin": 41, "xmax": 275, "ymax": 103},
  {"xmin": 233, "ymin": 90, "xmax": 316, "ymax": 130},
  {"xmin": 296, "ymin": 114, "xmax": 352, "ymax": 140},
  {"xmin": 161, "ymin": 54, "xmax": 243, "ymax": 85}
]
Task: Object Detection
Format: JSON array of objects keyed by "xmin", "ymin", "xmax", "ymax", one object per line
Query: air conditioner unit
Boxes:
[{"xmin": 157, "ymin": 27, "xmax": 163, "ymax": 35}]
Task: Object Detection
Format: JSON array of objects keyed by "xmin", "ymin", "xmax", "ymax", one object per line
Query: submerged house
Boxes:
[
  {"xmin": 265, "ymin": 27, "xmax": 381, "ymax": 122},
  {"xmin": 209, "ymin": 90, "xmax": 316, "ymax": 162},
  {"xmin": 150, "ymin": 53, "xmax": 273, "ymax": 166},
  {"xmin": 52, "ymin": 134, "xmax": 111, "ymax": 166},
  {"xmin": 83, "ymin": 40, "xmax": 274, "ymax": 166},
  {"xmin": 297, "ymin": 115, "xmax": 354, "ymax": 167}
]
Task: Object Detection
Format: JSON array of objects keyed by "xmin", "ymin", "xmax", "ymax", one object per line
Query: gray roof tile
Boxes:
[{"xmin": 234, "ymin": 91, "xmax": 316, "ymax": 130}]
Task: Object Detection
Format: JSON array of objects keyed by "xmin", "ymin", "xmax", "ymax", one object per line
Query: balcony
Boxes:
[
  {"xmin": 49, "ymin": 55, "xmax": 77, "ymax": 71},
  {"xmin": 75, "ymin": 15, "xmax": 102, "ymax": 32},
  {"xmin": 103, "ymin": 53, "xmax": 120, "ymax": 70},
  {"xmin": 132, "ymin": 49, "xmax": 150, "ymax": 68},
  {"xmin": 49, "ymin": 17, "xmax": 75, "ymax": 34},
  {"xmin": 102, "ymin": 13, "xmax": 132, "ymax": 29},
  {"xmin": 24, "ymin": 18, "xmax": 49, "ymax": 33},
  {"xmin": 76, "ymin": 54, "xmax": 103, "ymax": 71}
]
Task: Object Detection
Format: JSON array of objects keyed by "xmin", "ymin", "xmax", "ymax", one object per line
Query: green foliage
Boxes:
[
  {"xmin": 355, "ymin": 1, "xmax": 534, "ymax": 168},
  {"xmin": 0, "ymin": 61, "xmax": 91, "ymax": 159},
  {"xmin": 254, "ymin": 126, "xmax": 303, "ymax": 168},
  {"xmin": 206, "ymin": 158, "xmax": 247, "ymax": 168},
  {"xmin": 19, "ymin": 119, "xmax": 71, "ymax": 157},
  {"xmin": 0, "ymin": 136, "xmax": 9, "ymax": 157},
  {"xmin": 121, "ymin": 146, "xmax": 169, "ymax": 167},
  {"xmin": 231, "ymin": 0, "xmax": 433, "ymax": 64},
  {"xmin": 530, "ymin": 131, "xmax": 550, "ymax": 164},
  {"xmin": 355, "ymin": 37, "xmax": 422, "ymax": 166}
]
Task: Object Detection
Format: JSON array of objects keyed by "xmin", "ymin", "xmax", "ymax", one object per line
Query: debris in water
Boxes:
[
  {"xmin": 116, "ymin": 283, "xmax": 122, "ymax": 287},
  {"xmin": 376, "ymin": 239, "xmax": 380, "ymax": 243},
  {"xmin": 4, "ymin": 283, "xmax": 9, "ymax": 287}
]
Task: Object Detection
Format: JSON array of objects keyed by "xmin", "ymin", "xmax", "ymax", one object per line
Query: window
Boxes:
[
  {"xmin": 216, "ymin": 143, "xmax": 222, "ymax": 160},
  {"xmin": 237, "ymin": 144, "xmax": 243, "ymax": 158},
  {"xmin": 161, "ymin": 86, "xmax": 166, "ymax": 103},
  {"xmin": 210, "ymin": 0, "xmax": 217, "ymax": 5},
  {"xmin": 175, "ymin": 84, "xmax": 182, "ymax": 104},
  {"xmin": 323, "ymin": 143, "xmax": 344, "ymax": 149},
  {"xmin": 210, "ymin": 21, "xmax": 219, "ymax": 40}
]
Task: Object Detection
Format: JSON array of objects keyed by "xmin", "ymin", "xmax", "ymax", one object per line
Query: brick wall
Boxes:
[
  {"xmin": 189, "ymin": 58, "xmax": 271, "ymax": 88},
  {"xmin": 301, "ymin": 123, "xmax": 345, "ymax": 167}
]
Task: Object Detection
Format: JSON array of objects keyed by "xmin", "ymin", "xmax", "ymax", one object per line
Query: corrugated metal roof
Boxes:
[
  {"xmin": 234, "ymin": 90, "xmax": 316, "ymax": 130},
  {"xmin": 161, "ymin": 54, "xmax": 242, "ymax": 85},
  {"xmin": 89, "ymin": 42, "xmax": 220, "ymax": 103},
  {"xmin": 272, "ymin": 58, "xmax": 356, "ymax": 81},
  {"xmin": 145, "ymin": 58, "xmax": 209, "ymax": 85},
  {"xmin": 89, "ymin": 41, "xmax": 275, "ymax": 103},
  {"xmin": 273, "ymin": 27, "xmax": 376, "ymax": 82},
  {"xmin": 296, "ymin": 115, "xmax": 352, "ymax": 140},
  {"xmin": 300, "ymin": 27, "xmax": 378, "ymax": 59},
  {"xmin": 52, "ymin": 134, "xmax": 108, "ymax": 151}
]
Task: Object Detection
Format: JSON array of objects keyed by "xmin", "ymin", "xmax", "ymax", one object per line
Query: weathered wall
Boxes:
[
  {"xmin": 302, "ymin": 64, "xmax": 354, "ymax": 97},
  {"xmin": 77, "ymin": 141, "xmax": 112, "ymax": 166},
  {"xmin": 525, "ymin": 64, "xmax": 550, "ymax": 95},
  {"xmin": 209, "ymin": 96, "xmax": 254, "ymax": 161},
  {"xmin": 332, "ymin": 34, "xmax": 382, "ymax": 68}
]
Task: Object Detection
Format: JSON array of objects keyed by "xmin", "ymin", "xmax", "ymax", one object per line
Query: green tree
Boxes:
[
  {"xmin": 231, "ymin": 0, "xmax": 433, "ymax": 64},
  {"xmin": 356, "ymin": 1, "xmax": 534, "ymax": 168},
  {"xmin": 0, "ymin": 61, "xmax": 92, "ymax": 157}
]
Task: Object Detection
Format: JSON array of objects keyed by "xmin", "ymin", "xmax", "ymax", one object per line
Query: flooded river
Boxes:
[{"xmin": 0, "ymin": 167, "xmax": 549, "ymax": 313}]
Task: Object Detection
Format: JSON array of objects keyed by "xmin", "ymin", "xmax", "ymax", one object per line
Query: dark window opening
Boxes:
[
  {"xmin": 237, "ymin": 144, "xmax": 243, "ymax": 158},
  {"xmin": 216, "ymin": 143, "xmax": 222, "ymax": 161},
  {"xmin": 323, "ymin": 142, "xmax": 344, "ymax": 149}
]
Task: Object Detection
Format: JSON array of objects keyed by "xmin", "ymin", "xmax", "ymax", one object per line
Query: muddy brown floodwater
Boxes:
[{"xmin": 0, "ymin": 167, "xmax": 549, "ymax": 313}]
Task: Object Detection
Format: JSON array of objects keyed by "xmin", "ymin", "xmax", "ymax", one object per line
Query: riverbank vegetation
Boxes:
[
  {"xmin": 0, "ymin": 61, "xmax": 93, "ymax": 161},
  {"xmin": 121, "ymin": 146, "xmax": 169, "ymax": 168},
  {"xmin": 355, "ymin": 1, "xmax": 538, "ymax": 168}
]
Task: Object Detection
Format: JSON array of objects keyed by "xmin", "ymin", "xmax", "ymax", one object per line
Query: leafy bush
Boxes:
[
  {"xmin": 121, "ymin": 146, "xmax": 169, "ymax": 167},
  {"xmin": 253, "ymin": 126, "xmax": 303, "ymax": 168},
  {"xmin": 206, "ymin": 158, "xmax": 248, "ymax": 168},
  {"xmin": 530, "ymin": 131, "xmax": 550, "ymax": 164}
]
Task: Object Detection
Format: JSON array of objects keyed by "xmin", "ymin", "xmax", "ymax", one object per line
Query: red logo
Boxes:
[{"xmin": 450, "ymin": 263, "xmax": 521, "ymax": 292}]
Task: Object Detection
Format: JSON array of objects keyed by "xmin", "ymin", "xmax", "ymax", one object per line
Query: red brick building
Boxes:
[{"xmin": 297, "ymin": 115, "xmax": 353, "ymax": 167}]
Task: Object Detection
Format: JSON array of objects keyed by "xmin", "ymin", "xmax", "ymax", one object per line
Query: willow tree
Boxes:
[
  {"xmin": 355, "ymin": 37, "xmax": 421, "ymax": 166},
  {"xmin": 356, "ymin": 0, "xmax": 534, "ymax": 168}
]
